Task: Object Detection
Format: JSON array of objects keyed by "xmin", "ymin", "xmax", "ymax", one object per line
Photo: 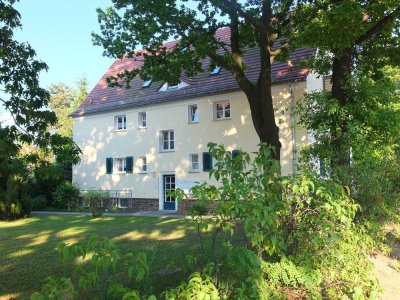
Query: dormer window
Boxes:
[
  {"xmin": 142, "ymin": 78, "xmax": 152, "ymax": 88},
  {"xmin": 210, "ymin": 66, "xmax": 222, "ymax": 75},
  {"xmin": 168, "ymin": 83, "xmax": 179, "ymax": 90},
  {"xmin": 158, "ymin": 81, "xmax": 189, "ymax": 92}
]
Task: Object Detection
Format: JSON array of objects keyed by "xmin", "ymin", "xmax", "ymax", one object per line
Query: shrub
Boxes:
[
  {"xmin": 174, "ymin": 143, "xmax": 378, "ymax": 298},
  {"xmin": 84, "ymin": 190, "xmax": 111, "ymax": 218},
  {"xmin": 30, "ymin": 235, "xmax": 153, "ymax": 299},
  {"xmin": 0, "ymin": 174, "xmax": 31, "ymax": 220},
  {"xmin": 52, "ymin": 181, "xmax": 80, "ymax": 210},
  {"xmin": 189, "ymin": 202, "xmax": 208, "ymax": 216},
  {"xmin": 31, "ymin": 195, "xmax": 47, "ymax": 211}
]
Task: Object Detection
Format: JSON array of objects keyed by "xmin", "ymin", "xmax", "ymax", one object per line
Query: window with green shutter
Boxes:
[
  {"xmin": 203, "ymin": 152, "xmax": 212, "ymax": 171},
  {"xmin": 232, "ymin": 150, "xmax": 240, "ymax": 160},
  {"xmin": 106, "ymin": 157, "xmax": 113, "ymax": 174},
  {"xmin": 126, "ymin": 156, "xmax": 134, "ymax": 173}
]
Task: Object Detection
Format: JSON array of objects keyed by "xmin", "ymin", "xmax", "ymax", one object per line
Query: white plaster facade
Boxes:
[{"xmin": 72, "ymin": 80, "xmax": 312, "ymax": 211}]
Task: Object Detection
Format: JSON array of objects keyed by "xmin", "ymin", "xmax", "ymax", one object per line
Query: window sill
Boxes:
[
  {"xmin": 189, "ymin": 170, "xmax": 200, "ymax": 173},
  {"xmin": 138, "ymin": 126, "xmax": 147, "ymax": 130},
  {"xmin": 114, "ymin": 172, "xmax": 127, "ymax": 175},
  {"xmin": 160, "ymin": 149, "xmax": 175, "ymax": 153},
  {"xmin": 214, "ymin": 117, "xmax": 231, "ymax": 121},
  {"xmin": 114, "ymin": 129, "xmax": 127, "ymax": 133},
  {"xmin": 138, "ymin": 171, "xmax": 148, "ymax": 174},
  {"xmin": 188, "ymin": 121, "xmax": 199, "ymax": 124}
]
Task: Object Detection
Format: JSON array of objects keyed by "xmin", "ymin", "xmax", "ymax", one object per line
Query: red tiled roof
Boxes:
[{"xmin": 72, "ymin": 28, "xmax": 314, "ymax": 116}]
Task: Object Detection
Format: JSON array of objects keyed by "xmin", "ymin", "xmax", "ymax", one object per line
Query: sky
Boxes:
[
  {"xmin": 1, "ymin": 0, "xmax": 115, "ymax": 123},
  {"xmin": 14, "ymin": 0, "xmax": 114, "ymax": 90}
]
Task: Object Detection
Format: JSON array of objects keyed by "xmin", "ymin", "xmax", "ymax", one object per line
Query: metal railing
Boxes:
[{"xmin": 80, "ymin": 189, "xmax": 133, "ymax": 199}]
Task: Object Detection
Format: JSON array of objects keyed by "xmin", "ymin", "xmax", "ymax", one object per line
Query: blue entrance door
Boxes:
[{"xmin": 163, "ymin": 175, "xmax": 176, "ymax": 210}]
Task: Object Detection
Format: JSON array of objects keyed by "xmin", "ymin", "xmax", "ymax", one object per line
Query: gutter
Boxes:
[{"xmin": 289, "ymin": 82, "xmax": 297, "ymax": 175}]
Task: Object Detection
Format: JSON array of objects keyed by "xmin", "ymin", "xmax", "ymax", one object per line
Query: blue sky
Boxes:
[{"xmin": 14, "ymin": 0, "xmax": 114, "ymax": 91}]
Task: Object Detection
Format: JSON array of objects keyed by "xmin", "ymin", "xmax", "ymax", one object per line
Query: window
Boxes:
[
  {"xmin": 138, "ymin": 112, "xmax": 147, "ymax": 128},
  {"xmin": 188, "ymin": 104, "xmax": 199, "ymax": 123},
  {"xmin": 114, "ymin": 115, "xmax": 126, "ymax": 131},
  {"xmin": 142, "ymin": 78, "xmax": 152, "ymax": 88},
  {"xmin": 203, "ymin": 152, "xmax": 213, "ymax": 171},
  {"xmin": 139, "ymin": 156, "xmax": 147, "ymax": 173},
  {"xmin": 115, "ymin": 157, "xmax": 127, "ymax": 173},
  {"xmin": 210, "ymin": 66, "xmax": 222, "ymax": 75},
  {"xmin": 160, "ymin": 130, "xmax": 174, "ymax": 151},
  {"xmin": 214, "ymin": 101, "xmax": 231, "ymax": 120},
  {"xmin": 158, "ymin": 81, "xmax": 189, "ymax": 92},
  {"xmin": 189, "ymin": 154, "xmax": 199, "ymax": 172},
  {"xmin": 118, "ymin": 198, "xmax": 128, "ymax": 208}
]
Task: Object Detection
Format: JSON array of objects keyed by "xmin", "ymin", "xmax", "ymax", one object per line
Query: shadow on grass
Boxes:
[{"xmin": 0, "ymin": 215, "xmax": 201, "ymax": 299}]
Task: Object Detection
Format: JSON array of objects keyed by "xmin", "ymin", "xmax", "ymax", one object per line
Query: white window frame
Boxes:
[
  {"xmin": 142, "ymin": 78, "xmax": 152, "ymax": 88},
  {"xmin": 115, "ymin": 157, "xmax": 127, "ymax": 174},
  {"xmin": 210, "ymin": 66, "xmax": 222, "ymax": 75},
  {"xmin": 138, "ymin": 111, "xmax": 147, "ymax": 128},
  {"xmin": 189, "ymin": 153, "xmax": 200, "ymax": 172},
  {"xmin": 114, "ymin": 115, "xmax": 127, "ymax": 131},
  {"xmin": 214, "ymin": 101, "xmax": 231, "ymax": 120},
  {"xmin": 160, "ymin": 130, "xmax": 175, "ymax": 152},
  {"xmin": 188, "ymin": 104, "xmax": 199, "ymax": 123},
  {"xmin": 159, "ymin": 81, "xmax": 190, "ymax": 92},
  {"xmin": 139, "ymin": 156, "xmax": 147, "ymax": 173}
]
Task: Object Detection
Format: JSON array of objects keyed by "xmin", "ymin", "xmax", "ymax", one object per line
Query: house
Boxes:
[{"xmin": 71, "ymin": 28, "xmax": 325, "ymax": 213}]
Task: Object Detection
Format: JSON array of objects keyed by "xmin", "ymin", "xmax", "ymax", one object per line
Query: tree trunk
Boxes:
[
  {"xmin": 247, "ymin": 88, "xmax": 281, "ymax": 162},
  {"xmin": 330, "ymin": 48, "xmax": 352, "ymax": 169}
]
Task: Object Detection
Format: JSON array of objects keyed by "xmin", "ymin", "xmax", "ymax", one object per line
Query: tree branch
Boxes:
[
  {"xmin": 355, "ymin": 6, "xmax": 400, "ymax": 45},
  {"xmin": 230, "ymin": 15, "xmax": 254, "ymax": 93},
  {"xmin": 215, "ymin": 0, "xmax": 265, "ymax": 32}
]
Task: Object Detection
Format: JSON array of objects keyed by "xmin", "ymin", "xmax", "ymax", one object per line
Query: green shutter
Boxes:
[
  {"xmin": 126, "ymin": 156, "xmax": 134, "ymax": 173},
  {"xmin": 203, "ymin": 152, "xmax": 212, "ymax": 171},
  {"xmin": 232, "ymin": 150, "xmax": 240, "ymax": 159},
  {"xmin": 320, "ymin": 158, "xmax": 326, "ymax": 177},
  {"xmin": 106, "ymin": 157, "xmax": 113, "ymax": 174}
]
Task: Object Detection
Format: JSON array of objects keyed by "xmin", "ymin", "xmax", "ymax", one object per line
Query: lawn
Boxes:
[{"xmin": 0, "ymin": 215, "xmax": 200, "ymax": 300}]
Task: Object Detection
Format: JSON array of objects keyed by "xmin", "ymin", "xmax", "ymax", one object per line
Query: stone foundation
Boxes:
[
  {"xmin": 177, "ymin": 199, "xmax": 217, "ymax": 215},
  {"xmin": 110, "ymin": 198, "xmax": 159, "ymax": 212}
]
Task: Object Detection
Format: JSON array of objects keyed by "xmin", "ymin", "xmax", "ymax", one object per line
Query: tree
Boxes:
[
  {"xmin": 0, "ymin": 0, "xmax": 81, "ymax": 160},
  {"xmin": 294, "ymin": 0, "xmax": 400, "ymax": 170},
  {"xmin": 49, "ymin": 77, "xmax": 89, "ymax": 137},
  {"xmin": 92, "ymin": 0, "xmax": 300, "ymax": 161},
  {"xmin": 0, "ymin": 0, "xmax": 81, "ymax": 216}
]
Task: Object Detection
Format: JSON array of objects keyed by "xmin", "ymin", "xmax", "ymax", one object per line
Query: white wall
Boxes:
[{"xmin": 72, "ymin": 81, "xmax": 308, "ymax": 201}]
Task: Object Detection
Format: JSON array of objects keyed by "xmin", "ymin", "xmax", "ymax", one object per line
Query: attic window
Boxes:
[
  {"xmin": 210, "ymin": 66, "xmax": 222, "ymax": 75},
  {"xmin": 142, "ymin": 78, "xmax": 152, "ymax": 88},
  {"xmin": 158, "ymin": 81, "xmax": 189, "ymax": 92}
]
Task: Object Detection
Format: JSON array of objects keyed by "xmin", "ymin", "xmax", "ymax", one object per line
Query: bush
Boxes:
[
  {"xmin": 31, "ymin": 195, "xmax": 47, "ymax": 211},
  {"xmin": 0, "ymin": 174, "xmax": 32, "ymax": 220},
  {"xmin": 174, "ymin": 143, "xmax": 378, "ymax": 298},
  {"xmin": 52, "ymin": 181, "xmax": 80, "ymax": 210},
  {"xmin": 84, "ymin": 190, "xmax": 111, "ymax": 218}
]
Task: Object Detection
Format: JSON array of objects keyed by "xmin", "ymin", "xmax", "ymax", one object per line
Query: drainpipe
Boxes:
[{"xmin": 289, "ymin": 82, "xmax": 297, "ymax": 175}]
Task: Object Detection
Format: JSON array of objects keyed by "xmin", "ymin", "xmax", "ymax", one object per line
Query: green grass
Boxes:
[{"xmin": 0, "ymin": 215, "xmax": 200, "ymax": 299}]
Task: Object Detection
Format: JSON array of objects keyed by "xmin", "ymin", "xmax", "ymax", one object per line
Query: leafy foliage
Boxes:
[
  {"xmin": 84, "ymin": 190, "xmax": 111, "ymax": 218},
  {"xmin": 0, "ymin": 173, "xmax": 31, "ymax": 220},
  {"xmin": 173, "ymin": 144, "xmax": 377, "ymax": 298},
  {"xmin": 31, "ymin": 195, "xmax": 47, "ymax": 211},
  {"xmin": 29, "ymin": 235, "xmax": 153, "ymax": 300},
  {"xmin": 298, "ymin": 66, "xmax": 400, "ymax": 218},
  {"xmin": 0, "ymin": 0, "xmax": 82, "ymax": 218},
  {"xmin": 48, "ymin": 78, "xmax": 89, "ymax": 138},
  {"xmin": 164, "ymin": 273, "xmax": 220, "ymax": 300},
  {"xmin": 52, "ymin": 182, "xmax": 80, "ymax": 210}
]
